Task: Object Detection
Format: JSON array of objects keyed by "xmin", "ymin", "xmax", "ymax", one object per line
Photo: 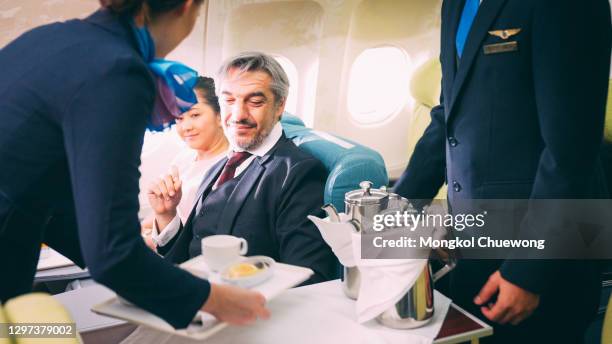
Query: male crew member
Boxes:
[
  {"xmin": 149, "ymin": 52, "xmax": 337, "ymax": 283},
  {"xmin": 394, "ymin": 0, "xmax": 611, "ymax": 342}
]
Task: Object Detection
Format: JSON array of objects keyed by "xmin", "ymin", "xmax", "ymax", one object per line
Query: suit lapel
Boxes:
[
  {"xmin": 441, "ymin": 0, "xmax": 464, "ymax": 112},
  {"xmin": 447, "ymin": 0, "xmax": 507, "ymax": 120},
  {"xmin": 215, "ymin": 159, "xmax": 266, "ymax": 235},
  {"xmin": 164, "ymin": 157, "xmax": 226, "ymax": 262},
  {"xmin": 194, "ymin": 158, "xmax": 227, "ymax": 203},
  {"xmin": 216, "ymin": 136, "xmax": 285, "ymax": 235}
]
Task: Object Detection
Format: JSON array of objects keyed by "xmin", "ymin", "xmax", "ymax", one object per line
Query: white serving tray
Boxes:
[
  {"xmin": 91, "ymin": 255, "xmax": 313, "ymax": 340},
  {"xmin": 37, "ymin": 247, "xmax": 75, "ymax": 271}
]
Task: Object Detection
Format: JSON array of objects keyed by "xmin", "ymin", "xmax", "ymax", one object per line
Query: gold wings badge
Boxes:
[{"xmin": 488, "ymin": 28, "xmax": 522, "ymax": 40}]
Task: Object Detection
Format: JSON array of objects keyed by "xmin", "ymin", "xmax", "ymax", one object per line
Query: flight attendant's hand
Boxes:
[
  {"xmin": 148, "ymin": 165, "xmax": 182, "ymax": 228},
  {"xmin": 202, "ymin": 283, "xmax": 270, "ymax": 325},
  {"xmin": 474, "ymin": 270, "xmax": 540, "ymax": 325}
]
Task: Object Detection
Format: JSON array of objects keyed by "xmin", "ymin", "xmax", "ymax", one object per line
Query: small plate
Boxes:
[
  {"xmin": 117, "ymin": 296, "xmax": 134, "ymax": 307},
  {"xmin": 220, "ymin": 256, "xmax": 275, "ymax": 288}
]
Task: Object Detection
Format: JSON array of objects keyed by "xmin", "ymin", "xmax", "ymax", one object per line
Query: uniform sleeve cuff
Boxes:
[{"xmin": 151, "ymin": 215, "xmax": 181, "ymax": 247}]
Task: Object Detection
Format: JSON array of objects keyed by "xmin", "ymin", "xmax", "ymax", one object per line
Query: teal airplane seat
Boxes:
[{"xmin": 280, "ymin": 113, "xmax": 388, "ymax": 212}]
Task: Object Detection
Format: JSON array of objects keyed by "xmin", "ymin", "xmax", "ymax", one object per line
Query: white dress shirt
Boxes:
[{"xmin": 152, "ymin": 122, "xmax": 284, "ymax": 247}]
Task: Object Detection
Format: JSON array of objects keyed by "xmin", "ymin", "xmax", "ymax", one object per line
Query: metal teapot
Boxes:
[
  {"xmin": 376, "ymin": 254, "xmax": 456, "ymax": 329},
  {"xmin": 322, "ymin": 181, "xmax": 410, "ymax": 299},
  {"xmin": 323, "ymin": 181, "xmax": 456, "ymax": 329},
  {"xmin": 320, "ymin": 202, "xmax": 361, "ymax": 299}
]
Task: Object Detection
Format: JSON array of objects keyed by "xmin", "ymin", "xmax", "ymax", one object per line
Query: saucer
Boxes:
[{"xmin": 220, "ymin": 256, "xmax": 275, "ymax": 288}]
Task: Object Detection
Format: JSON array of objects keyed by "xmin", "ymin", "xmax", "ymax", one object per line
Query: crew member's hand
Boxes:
[
  {"xmin": 202, "ymin": 283, "xmax": 270, "ymax": 325},
  {"xmin": 474, "ymin": 270, "xmax": 540, "ymax": 325},
  {"xmin": 147, "ymin": 165, "xmax": 182, "ymax": 218}
]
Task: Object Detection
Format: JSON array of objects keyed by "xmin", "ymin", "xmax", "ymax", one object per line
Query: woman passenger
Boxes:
[{"xmin": 142, "ymin": 76, "xmax": 229, "ymax": 247}]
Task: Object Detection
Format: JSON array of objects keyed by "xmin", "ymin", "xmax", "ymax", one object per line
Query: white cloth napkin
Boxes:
[
  {"xmin": 307, "ymin": 214, "xmax": 357, "ymax": 267},
  {"xmin": 309, "ymin": 214, "xmax": 429, "ymax": 323}
]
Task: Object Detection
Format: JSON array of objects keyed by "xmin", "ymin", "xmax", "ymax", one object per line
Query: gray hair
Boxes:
[{"xmin": 217, "ymin": 52, "xmax": 289, "ymax": 105}]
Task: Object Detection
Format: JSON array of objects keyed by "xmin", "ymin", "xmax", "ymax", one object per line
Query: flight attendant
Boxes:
[
  {"xmin": 0, "ymin": 0, "xmax": 269, "ymax": 329},
  {"xmin": 394, "ymin": 0, "xmax": 611, "ymax": 342}
]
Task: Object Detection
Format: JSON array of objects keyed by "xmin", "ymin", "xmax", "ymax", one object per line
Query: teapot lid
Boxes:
[{"xmin": 345, "ymin": 181, "xmax": 389, "ymax": 205}]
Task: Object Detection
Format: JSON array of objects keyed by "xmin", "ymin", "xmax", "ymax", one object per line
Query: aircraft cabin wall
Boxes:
[
  {"xmin": 2, "ymin": 0, "xmax": 612, "ymax": 183},
  {"xmin": 200, "ymin": 0, "xmax": 442, "ymax": 179}
]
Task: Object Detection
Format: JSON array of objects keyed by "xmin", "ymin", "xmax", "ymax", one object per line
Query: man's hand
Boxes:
[
  {"xmin": 147, "ymin": 166, "xmax": 182, "ymax": 225},
  {"xmin": 202, "ymin": 283, "xmax": 270, "ymax": 325},
  {"xmin": 474, "ymin": 270, "xmax": 540, "ymax": 325}
]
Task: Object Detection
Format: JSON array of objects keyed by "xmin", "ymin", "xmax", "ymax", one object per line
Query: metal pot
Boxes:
[
  {"xmin": 324, "ymin": 181, "xmax": 454, "ymax": 308},
  {"xmin": 324, "ymin": 181, "xmax": 417, "ymax": 300},
  {"xmin": 341, "ymin": 266, "xmax": 361, "ymax": 299},
  {"xmin": 344, "ymin": 181, "xmax": 390, "ymax": 234},
  {"xmin": 321, "ymin": 203, "xmax": 364, "ymax": 300},
  {"xmin": 343, "ymin": 181, "xmax": 394, "ymax": 299},
  {"xmin": 376, "ymin": 256, "xmax": 456, "ymax": 329}
]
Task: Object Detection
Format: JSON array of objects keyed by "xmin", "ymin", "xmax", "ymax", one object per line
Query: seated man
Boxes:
[{"xmin": 148, "ymin": 52, "xmax": 337, "ymax": 283}]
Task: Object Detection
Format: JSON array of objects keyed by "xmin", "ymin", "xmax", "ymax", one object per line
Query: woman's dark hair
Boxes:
[
  {"xmin": 99, "ymin": 0, "xmax": 204, "ymax": 16},
  {"xmin": 193, "ymin": 77, "xmax": 220, "ymax": 114}
]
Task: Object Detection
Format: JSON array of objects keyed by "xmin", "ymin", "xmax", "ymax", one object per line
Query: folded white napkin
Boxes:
[
  {"xmin": 307, "ymin": 214, "xmax": 357, "ymax": 267},
  {"xmin": 309, "ymin": 214, "xmax": 429, "ymax": 323},
  {"xmin": 353, "ymin": 229, "xmax": 427, "ymax": 323}
]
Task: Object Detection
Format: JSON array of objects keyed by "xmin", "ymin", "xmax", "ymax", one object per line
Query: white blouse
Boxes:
[{"xmin": 138, "ymin": 146, "xmax": 227, "ymax": 225}]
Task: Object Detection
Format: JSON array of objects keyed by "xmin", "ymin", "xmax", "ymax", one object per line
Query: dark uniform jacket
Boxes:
[{"xmin": 0, "ymin": 9, "xmax": 210, "ymax": 328}]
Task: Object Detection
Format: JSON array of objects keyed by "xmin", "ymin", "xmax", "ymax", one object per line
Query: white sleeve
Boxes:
[{"xmin": 151, "ymin": 215, "xmax": 181, "ymax": 247}]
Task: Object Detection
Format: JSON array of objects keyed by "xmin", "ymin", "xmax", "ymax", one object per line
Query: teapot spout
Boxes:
[{"xmin": 322, "ymin": 204, "xmax": 341, "ymax": 222}]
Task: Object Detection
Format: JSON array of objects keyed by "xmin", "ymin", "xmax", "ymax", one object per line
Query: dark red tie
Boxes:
[{"xmin": 216, "ymin": 151, "xmax": 252, "ymax": 187}]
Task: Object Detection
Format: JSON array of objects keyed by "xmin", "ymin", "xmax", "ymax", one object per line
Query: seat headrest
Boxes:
[
  {"xmin": 0, "ymin": 302, "xmax": 9, "ymax": 344},
  {"xmin": 281, "ymin": 113, "xmax": 388, "ymax": 212},
  {"xmin": 410, "ymin": 59, "xmax": 442, "ymax": 108},
  {"xmin": 280, "ymin": 113, "xmax": 305, "ymax": 126},
  {"xmin": 604, "ymin": 79, "xmax": 612, "ymax": 142},
  {"xmin": 3, "ymin": 292, "xmax": 81, "ymax": 343}
]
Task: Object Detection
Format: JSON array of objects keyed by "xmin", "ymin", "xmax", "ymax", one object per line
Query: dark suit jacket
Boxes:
[
  {"xmin": 159, "ymin": 135, "xmax": 338, "ymax": 283},
  {"xmin": 0, "ymin": 9, "xmax": 210, "ymax": 328},
  {"xmin": 394, "ymin": 0, "xmax": 610, "ymax": 312}
]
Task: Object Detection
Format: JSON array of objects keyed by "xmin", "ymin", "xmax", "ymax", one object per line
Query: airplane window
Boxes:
[
  {"xmin": 347, "ymin": 46, "xmax": 412, "ymax": 125},
  {"xmin": 273, "ymin": 55, "xmax": 299, "ymax": 116}
]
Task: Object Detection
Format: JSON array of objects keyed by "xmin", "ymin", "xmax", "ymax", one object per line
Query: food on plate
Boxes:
[{"xmin": 226, "ymin": 262, "xmax": 260, "ymax": 278}]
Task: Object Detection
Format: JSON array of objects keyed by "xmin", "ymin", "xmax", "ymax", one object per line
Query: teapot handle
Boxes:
[
  {"xmin": 431, "ymin": 246, "xmax": 457, "ymax": 282},
  {"xmin": 432, "ymin": 258, "xmax": 456, "ymax": 282}
]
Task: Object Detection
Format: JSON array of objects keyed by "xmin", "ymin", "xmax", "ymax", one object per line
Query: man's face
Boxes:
[{"xmin": 219, "ymin": 68, "xmax": 285, "ymax": 150}]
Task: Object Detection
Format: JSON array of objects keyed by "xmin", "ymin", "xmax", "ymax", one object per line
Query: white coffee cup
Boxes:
[{"xmin": 201, "ymin": 235, "xmax": 248, "ymax": 272}]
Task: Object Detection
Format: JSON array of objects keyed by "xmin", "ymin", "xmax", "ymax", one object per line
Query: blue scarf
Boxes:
[{"xmin": 131, "ymin": 22, "xmax": 198, "ymax": 131}]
